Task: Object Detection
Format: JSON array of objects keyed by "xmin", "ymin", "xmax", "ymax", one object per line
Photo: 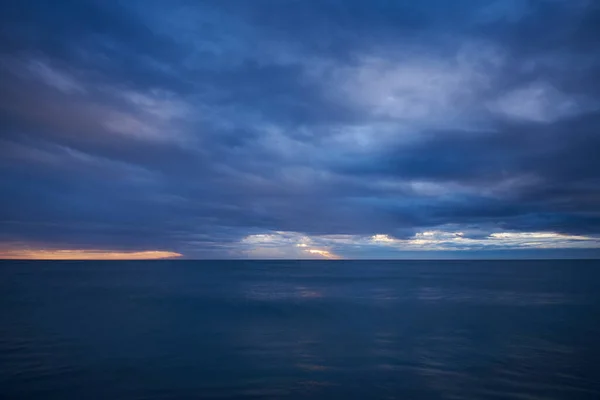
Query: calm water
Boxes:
[{"xmin": 1, "ymin": 260, "xmax": 600, "ymax": 399}]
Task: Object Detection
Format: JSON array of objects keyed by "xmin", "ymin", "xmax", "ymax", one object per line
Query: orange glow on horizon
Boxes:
[
  {"xmin": 306, "ymin": 248, "xmax": 342, "ymax": 259},
  {"xmin": 0, "ymin": 249, "xmax": 183, "ymax": 260}
]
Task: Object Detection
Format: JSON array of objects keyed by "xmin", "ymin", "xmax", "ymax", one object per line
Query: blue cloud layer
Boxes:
[{"xmin": 1, "ymin": 0, "xmax": 599, "ymax": 258}]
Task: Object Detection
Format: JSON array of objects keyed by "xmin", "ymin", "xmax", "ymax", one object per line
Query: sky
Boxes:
[{"xmin": 1, "ymin": 0, "xmax": 600, "ymax": 259}]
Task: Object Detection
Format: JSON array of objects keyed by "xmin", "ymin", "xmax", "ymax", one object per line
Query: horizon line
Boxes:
[{"xmin": 2, "ymin": 258, "xmax": 599, "ymax": 261}]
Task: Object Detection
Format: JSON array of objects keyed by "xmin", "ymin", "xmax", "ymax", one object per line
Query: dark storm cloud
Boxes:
[{"xmin": 1, "ymin": 0, "xmax": 599, "ymax": 258}]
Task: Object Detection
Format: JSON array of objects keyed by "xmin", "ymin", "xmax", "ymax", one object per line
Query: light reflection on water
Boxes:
[
  {"xmin": 416, "ymin": 286, "xmax": 581, "ymax": 305},
  {"xmin": 1, "ymin": 260, "xmax": 599, "ymax": 399}
]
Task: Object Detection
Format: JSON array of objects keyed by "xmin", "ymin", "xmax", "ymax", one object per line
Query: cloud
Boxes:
[
  {"xmin": 0, "ymin": 0, "xmax": 600, "ymax": 258},
  {"xmin": 237, "ymin": 229, "xmax": 600, "ymax": 259},
  {"xmin": 26, "ymin": 59, "xmax": 86, "ymax": 94},
  {"xmin": 489, "ymin": 81, "xmax": 597, "ymax": 122},
  {"xmin": 373, "ymin": 230, "xmax": 600, "ymax": 251},
  {"xmin": 333, "ymin": 42, "xmax": 504, "ymax": 127},
  {"xmin": 240, "ymin": 232, "xmax": 342, "ymax": 259}
]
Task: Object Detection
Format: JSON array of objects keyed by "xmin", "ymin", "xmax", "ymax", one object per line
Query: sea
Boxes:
[{"xmin": 1, "ymin": 260, "xmax": 599, "ymax": 399}]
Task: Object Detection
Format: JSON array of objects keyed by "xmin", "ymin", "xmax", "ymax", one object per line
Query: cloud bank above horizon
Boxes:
[{"xmin": 1, "ymin": 0, "xmax": 600, "ymax": 259}]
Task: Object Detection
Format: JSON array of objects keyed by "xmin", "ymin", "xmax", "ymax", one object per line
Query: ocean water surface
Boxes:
[{"xmin": 1, "ymin": 260, "xmax": 599, "ymax": 399}]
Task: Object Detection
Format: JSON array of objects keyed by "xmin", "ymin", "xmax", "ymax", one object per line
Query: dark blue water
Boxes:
[{"xmin": 1, "ymin": 260, "xmax": 600, "ymax": 399}]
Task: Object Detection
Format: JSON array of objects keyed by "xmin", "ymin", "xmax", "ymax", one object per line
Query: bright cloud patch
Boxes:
[
  {"xmin": 488, "ymin": 81, "xmax": 596, "ymax": 123},
  {"xmin": 239, "ymin": 230, "xmax": 600, "ymax": 259},
  {"xmin": 241, "ymin": 232, "xmax": 342, "ymax": 259},
  {"xmin": 334, "ymin": 43, "xmax": 503, "ymax": 127},
  {"xmin": 370, "ymin": 230, "xmax": 600, "ymax": 251}
]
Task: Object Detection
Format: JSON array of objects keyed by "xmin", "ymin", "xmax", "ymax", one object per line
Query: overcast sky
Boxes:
[{"xmin": 1, "ymin": 0, "xmax": 600, "ymax": 259}]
